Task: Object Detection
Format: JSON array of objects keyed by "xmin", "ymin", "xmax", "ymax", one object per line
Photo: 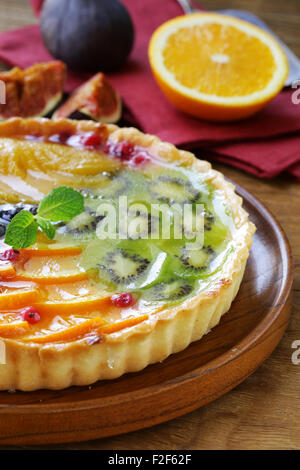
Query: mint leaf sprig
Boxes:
[{"xmin": 4, "ymin": 186, "xmax": 84, "ymax": 249}]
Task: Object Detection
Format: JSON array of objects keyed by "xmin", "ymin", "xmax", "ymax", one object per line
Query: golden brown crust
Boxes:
[{"xmin": 0, "ymin": 118, "xmax": 255, "ymax": 391}]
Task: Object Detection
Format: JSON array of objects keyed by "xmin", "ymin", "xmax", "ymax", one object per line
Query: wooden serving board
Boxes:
[{"xmin": 0, "ymin": 184, "xmax": 293, "ymax": 446}]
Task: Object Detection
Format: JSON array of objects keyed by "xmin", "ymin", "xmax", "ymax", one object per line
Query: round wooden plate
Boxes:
[{"xmin": 0, "ymin": 184, "xmax": 293, "ymax": 446}]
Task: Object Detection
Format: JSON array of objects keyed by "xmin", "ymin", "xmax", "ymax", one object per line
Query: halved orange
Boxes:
[{"xmin": 149, "ymin": 13, "xmax": 288, "ymax": 121}]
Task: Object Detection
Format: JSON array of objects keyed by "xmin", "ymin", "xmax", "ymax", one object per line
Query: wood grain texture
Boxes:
[{"xmin": 0, "ymin": 0, "xmax": 299, "ymax": 450}]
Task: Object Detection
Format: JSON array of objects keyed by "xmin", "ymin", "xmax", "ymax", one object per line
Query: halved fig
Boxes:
[
  {"xmin": 0, "ymin": 61, "xmax": 66, "ymax": 120},
  {"xmin": 54, "ymin": 72, "xmax": 122, "ymax": 123}
]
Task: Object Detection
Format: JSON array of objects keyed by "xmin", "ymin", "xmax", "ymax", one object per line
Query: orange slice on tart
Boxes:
[
  {"xmin": 20, "ymin": 244, "xmax": 83, "ymax": 257},
  {"xmin": 0, "ymin": 321, "xmax": 30, "ymax": 337},
  {"xmin": 22, "ymin": 316, "xmax": 105, "ymax": 343},
  {"xmin": 0, "ymin": 281, "xmax": 40, "ymax": 309},
  {"xmin": 0, "ymin": 261, "xmax": 16, "ymax": 278},
  {"xmin": 15, "ymin": 253, "xmax": 88, "ymax": 284}
]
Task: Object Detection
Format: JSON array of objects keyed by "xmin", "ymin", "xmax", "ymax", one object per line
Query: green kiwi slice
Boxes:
[
  {"xmin": 142, "ymin": 278, "xmax": 193, "ymax": 302},
  {"xmin": 97, "ymin": 249, "xmax": 150, "ymax": 285},
  {"xmin": 57, "ymin": 206, "xmax": 104, "ymax": 241},
  {"xmin": 180, "ymin": 244, "xmax": 216, "ymax": 272},
  {"xmin": 101, "ymin": 173, "xmax": 130, "ymax": 198},
  {"xmin": 124, "ymin": 208, "xmax": 159, "ymax": 240},
  {"xmin": 204, "ymin": 210, "xmax": 215, "ymax": 231},
  {"xmin": 99, "ymin": 170, "xmax": 149, "ymax": 200},
  {"xmin": 150, "ymin": 176, "xmax": 200, "ymax": 205},
  {"xmin": 54, "ymin": 160, "xmax": 234, "ymax": 305}
]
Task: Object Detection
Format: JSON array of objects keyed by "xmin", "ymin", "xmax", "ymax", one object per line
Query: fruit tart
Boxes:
[{"xmin": 0, "ymin": 118, "xmax": 255, "ymax": 391}]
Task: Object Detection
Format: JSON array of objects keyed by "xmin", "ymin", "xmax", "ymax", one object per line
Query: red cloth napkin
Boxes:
[{"xmin": 0, "ymin": 0, "xmax": 298, "ymax": 180}]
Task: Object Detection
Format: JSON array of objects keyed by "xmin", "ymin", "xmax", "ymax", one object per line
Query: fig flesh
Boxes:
[
  {"xmin": 0, "ymin": 61, "xmax": 66, "ymax": 120},
  {"xmin": 54, "ymin": 73, "xmax": 122, "ymax": 124}
]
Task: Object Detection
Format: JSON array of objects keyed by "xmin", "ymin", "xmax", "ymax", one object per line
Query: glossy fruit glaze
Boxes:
[{"xmin": 0, "ymin": 129, "xmax": 234, "ymax": 343}]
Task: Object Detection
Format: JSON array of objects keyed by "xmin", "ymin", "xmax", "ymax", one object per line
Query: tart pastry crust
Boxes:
[{"xmin": 0, "ymin": 118, "xmax": 255, "ymax": 391}]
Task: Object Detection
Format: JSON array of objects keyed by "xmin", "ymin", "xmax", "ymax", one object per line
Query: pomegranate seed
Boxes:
[
  {"xmin": 113, "ymin": 141, "xmax": 134, "ymax": 159},
  {"xmin": 0, "ymin": 249, "xmax": 19, "ymax": 262},
  {"xmin": 130, "ymin": 154, "xmax": 149, "ymax": 165},
  {"xmin": 20, "ymin": 307, "xmax": 40, "ymax": 325},
  {"xmin": 81, "ymin": 132, "xmax": 102, "ymax": 148},
  {"xmin": 60, "ymin": 132, "xmax": 73, "ymax": 143},
  {"xmin": 111, "ymin": 293, "xmax": 135, "ymax": 308}
]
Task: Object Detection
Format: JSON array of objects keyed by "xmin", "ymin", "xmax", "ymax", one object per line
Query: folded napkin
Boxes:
[{"xmin": 0, "ymin": 0, "xmax": 298, "ymax": 180}]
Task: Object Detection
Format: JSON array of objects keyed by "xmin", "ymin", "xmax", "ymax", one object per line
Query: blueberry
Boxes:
[
  {"xmin": 0, "ymin": 203, "xmax": 38, "ymax": 222},
  {"xmin": 0, "ymin": 224, "xmax": 6, "ymax": 238},
  {"xmin": 0, "ymin": 206, "xmax": 17, "ymax": 221},
  {"xmin": 29, "ymin": 205, "xmax": 38, "ymax": 215},
  {"xmin": 1, "ymin": 212, "xmax": 15, "ymax": 222}
]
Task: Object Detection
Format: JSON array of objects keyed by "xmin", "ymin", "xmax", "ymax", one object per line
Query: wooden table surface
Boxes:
[{"xmin": 0, "ymin": 0, "xmax": 299, "ymax": 450}]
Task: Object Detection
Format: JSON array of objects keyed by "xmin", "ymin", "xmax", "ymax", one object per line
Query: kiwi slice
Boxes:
[
  {"xmin": 101, "ymin": 173, "xmax": 130, "ymax": 198},
  {"xmin": 97, "ymin": 248, "xmax": 150, "ymax": 285},
  {"xmin": 99, "ymin": 170, "xmax": 149, "ymax": 200},
  {"xmin": 58, "ymin": 206, "xmax": 104, "ymax": 240},
  {"xmin": 142, "ymin": 278, "xmax": 193, "ymax": 302},
  {"xmin": 180, "ymin": 244, "xmax": 216, "ymax": 272},
  {"xmin": 170, "ymin": 204, "xmax": 205, "ymax": 241},
  {"xmin": 124, "ymin": 208, "xmax": 159, "ymax": 240},
  {"xmin": 204, "ymin": 210, "xmax": 215, "ymax": 231},
  {"xmin": 150, "ymin": 176, "xmax": 200, "ymax": 205}
]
